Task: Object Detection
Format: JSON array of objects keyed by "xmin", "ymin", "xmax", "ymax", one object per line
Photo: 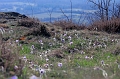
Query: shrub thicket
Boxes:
[
  {"xmin": 88, "ymin": 18, "xmax": 120, "ymax": 33},
  {"xmin": 53, "ymin": 20, "xmax": 85, "ymax": 31},
  {"xmin": 18, "ymin": 18, "xmax": 40, "ymax": 28},
  {"xmin": 0, "ymin": 39, "xmax": 24, "ymax": 76}
]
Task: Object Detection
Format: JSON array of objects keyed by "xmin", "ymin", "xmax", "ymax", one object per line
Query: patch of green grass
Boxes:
[
  {"xmin": 68, "ymin": 38, "xmax": 86, "ymax": 50},
  {"xmin": 73, "ymin": 58, "xmax": 96, "ymax": 67},
  {"xmin": 19, "ymin": 45, "xmax": 31, "ymax": 55},
  {"xmin": 19, "ymin": 67, "xmax": 29, "ymax": 79}
]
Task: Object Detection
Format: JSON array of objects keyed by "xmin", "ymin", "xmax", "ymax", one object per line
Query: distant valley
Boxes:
[
  {"xmin": 0, "ymin": 0, "xmax": 119, "ymax": 22},
  {"xmin": 0, "ymin": 0, "xmax": 94, "ymax": 22}
]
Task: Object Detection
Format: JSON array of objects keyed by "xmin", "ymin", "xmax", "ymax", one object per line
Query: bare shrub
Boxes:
[
  {"xmin": 88, "ymin": 0, "xmax": 112, "ymax": 21},
  {"xmin": 113, "ymin": 47, "xmax": 120, "ymax": 55},
  {"xmin": 18, "ymin": 17, "xmax": 40, "ymax": 28},
  {"xmin": 112, "ymin": 42, "xmax": 120, "ymax": 55},
  {"xmin": 88, "ymin": 18, "xmax": 120, "ymax": 33},
  {"xmin": 0, "ymin": 39, "xmax": 24, "ymax": 76},
  {"xmin": 53, "ymin": 20, "xmax": 86, "ymax": 31},
  {"xmin": 18, "ymin": 17, "xmax": 52, "ymax": 37},
  {"xmin": 26, "ymin": 24, "xmax": 51, "ymax": 37}
]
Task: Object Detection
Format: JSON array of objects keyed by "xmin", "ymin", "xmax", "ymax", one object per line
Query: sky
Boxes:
[
  {"xmin": 0, "ymin": 0, "xmax": 119, "ymax": 8},
  {"xmin": 0, "ymin": 0, "xmax": 120, "ymax": 22},
  {"xmin": 0, "ymin": 0, "xmax": 119, "ymax": 5},
  {"xmin": 0, "ymin": 0, "xmax": 119, "ymax": 12},
  {"xmin": 0, "ymin": 0, "xmax": 91, "ymax": 14},
  {"xmin": 0, "ymin": 0, "xmax": 119, "ymax": 13},
  {"xmin": 0, "ymin": 0, "xmax": 90, "ymax": 7}
]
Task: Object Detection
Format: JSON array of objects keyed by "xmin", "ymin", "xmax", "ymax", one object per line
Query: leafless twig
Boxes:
[{"xmin": 60, "ymin": 8, "xmax": 70, "ymax": 21}]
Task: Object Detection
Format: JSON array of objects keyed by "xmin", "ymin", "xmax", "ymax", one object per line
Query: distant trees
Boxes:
[
  {"xmin": 113, "ymin": 4, "xmax": 120, "ymax": 18},
  {"xmin": 88, "ymin": 0, "xmax": 113, "ymax": 21},
  {"xmin": 87, "ymin": 0, "xmax": 120, "ymax": 33},
  {"xmin": 70, "ymin": 0, "xmax": 73, "ymax": 22},
  {"xmin": 88, "ymin": 0, "xmax": 120, "ymax": 21},
  {"xmin": 47, "ymin": 8, "xmax": 53, "ymax": 23},
  {"xmin": 60, "ymin": 0, "xmax": 73, "ymax": 22}
]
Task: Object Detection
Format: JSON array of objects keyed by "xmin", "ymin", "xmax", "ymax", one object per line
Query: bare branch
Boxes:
[
  {"xmin": 60, "ymin": 8, "xmax": 70, "ymax": 21},
  {"xmin": 70, "ymin": 0, "xmax": 73, "ymax": 22},
  {"xmin": 88, "ymin": 0, "xmax": 112, "ymax": 21},
  {"xmin": 88, "ymin": 0, "xmax": 107, "ymax": 10},
  {"xmin": 47, "ymin": 8, "xmax": 53, "ymax": 23}
]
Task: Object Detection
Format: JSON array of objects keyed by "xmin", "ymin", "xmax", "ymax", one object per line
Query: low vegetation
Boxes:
[
  {"xmin": 0, "ymin": 12, "xmax": 120, "ymax": 79},
  {"xmin": 88, "ymin": 18, "xmax": 120, "ymax": 33}
]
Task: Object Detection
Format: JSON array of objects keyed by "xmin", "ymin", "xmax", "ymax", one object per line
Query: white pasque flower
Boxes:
[
  {"xmin": 29, "ymin": 74, "xmax": 38, "ymax": 79},
  {"xmin": 58, "ymin": 62, "xmax": 63, "ymax": 67}
]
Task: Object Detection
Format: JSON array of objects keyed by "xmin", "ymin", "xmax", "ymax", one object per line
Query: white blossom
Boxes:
[
  {"xmin": 29, "ymin": 75, "xmax": 38, "ymax": 79},
  {"xmin": 118, "ymin": 64, "xmax": 120, "ymax": 69},
  {"xmin": 58, "ymin": 62, "xmax": 63, "ymax": 67},
  {"xmin": 15, "ymin": 40, "xmax": 19, "ymax": 43},
  {"xmin": 39, "ymin": 68, "xmax": 47, "ymax": 78},
  {"xmin": 69, "ymin": 42, "xmax": 73, "ymax": 45},
  {"xmin": 0, "ymin": 27, "xmax": 5, "ymax": 34},
  {"xmin": 14, "ymin": 65, "xmax": 18, "ymax": 70},
  {"xmin": 102, "ymin": 70, "xmax": 108, "ymax": 79}
]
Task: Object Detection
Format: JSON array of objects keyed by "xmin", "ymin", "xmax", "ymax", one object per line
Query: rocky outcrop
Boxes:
[
  {"xmin": 0, "ymin": 12, "xmax": 28, "ymax": 19},
  {"xmin": 0, "ymin": 12, "xmax": 28, "ymax": 23}
]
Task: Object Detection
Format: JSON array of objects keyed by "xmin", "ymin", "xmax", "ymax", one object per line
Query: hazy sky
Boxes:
[
  {"xmin": 0, "ymin": 0, "xmax": 119, "ymax": 22},
  {"xmin": 0, "ymin": 0, "xmax": 120, "ymax": 14},
  {"xmin": 0, "ymin": 0, "xmax": 91, "ymax": 12},
  {"xmin": 0, "ymin": 0, "xmax": 119, "ymax": 8},
  {"xmin": 0, "ymin": 0, "xmax": 119, "ymax": 3},
  {"xmin": 0, "ymin": 0, "xmax": 88, "ymax": 5}
]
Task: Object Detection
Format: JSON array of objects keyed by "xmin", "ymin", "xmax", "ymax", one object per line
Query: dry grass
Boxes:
[
  {"xmin": 112, "ymin": 42, "xmax": 120, "ymax": 55},
  {"xmin": 0, "ymin": 23, "xmax": 8, "ymax": 28},
  {"xmin": 0, "ymin": 38, "xmax": 24, "ymax": 76},
  {"xmin": 88, "ymin": 18, "xmax": 120, "ymax": 33},
  {"xmin": 17, "ymin": 17, "xmax": 64, "ymax": 37},
  {"xmin": 17, "ymin": 17, "xmax": 40, "ymax": 28},
  {"xmin": 53, "ymin": 20, "xmax": 86, "ymax": 30}
]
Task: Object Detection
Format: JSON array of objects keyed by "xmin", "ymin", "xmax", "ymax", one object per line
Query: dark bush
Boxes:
[
  {"xmin": 26, "ymin": 25, "xmax": 51, "ymax": 37},
  {"xmin": 18, "ymin": 18, "xmax": 40, "ymax": 28},
  {"xmin": 112, "ymin": 47, "xmax": 120, "ymax": 55}
]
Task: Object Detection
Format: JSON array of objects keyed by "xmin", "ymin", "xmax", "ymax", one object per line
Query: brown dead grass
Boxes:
[
  {"xmin": 0, "ymin": 23, "xmax": 8, "ymax": 28},
  {"xmin": 88, "ymin": 18, "xmax": 120, "ymax": 33},
  {"xmin": 0, "ymin": 39, "xmax": 24, "ymax": 76},
  {"xmin": 17, "ymin": 17, "xmax": 40, "ymax": 28},
  {"xmin": 53, "ymin": 20, "xmax": 86, "ymax": 31}
]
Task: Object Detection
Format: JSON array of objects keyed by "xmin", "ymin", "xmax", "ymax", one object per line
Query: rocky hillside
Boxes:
[{"xmin": 0, "ymin": 12, "xmax": 63, "ymax": 42}]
